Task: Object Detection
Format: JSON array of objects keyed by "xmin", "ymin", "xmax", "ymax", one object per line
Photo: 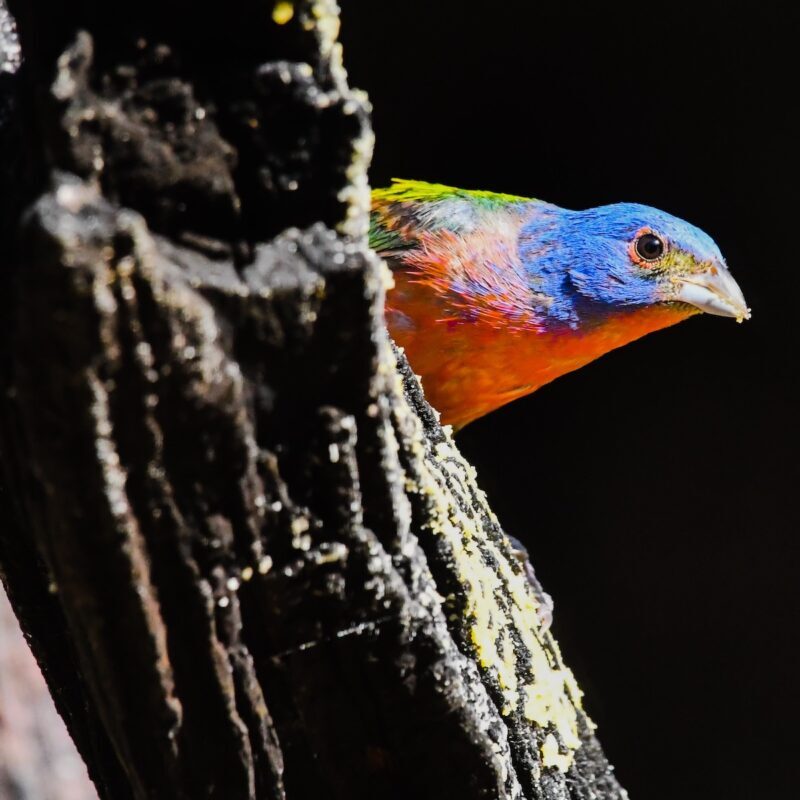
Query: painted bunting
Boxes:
[{"xmin": 371, "ymin": 180, "xmax": 749, "ymax": 429}]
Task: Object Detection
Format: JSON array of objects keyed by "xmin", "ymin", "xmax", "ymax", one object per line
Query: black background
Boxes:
[{"xmin": 340, "ymin": 5, "xmax": 797, "ymax": 798}]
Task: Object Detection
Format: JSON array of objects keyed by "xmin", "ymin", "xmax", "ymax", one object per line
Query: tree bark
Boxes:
[{"xmin": 0, "ymin": 2, "xmax": 628, "ymax": 799}]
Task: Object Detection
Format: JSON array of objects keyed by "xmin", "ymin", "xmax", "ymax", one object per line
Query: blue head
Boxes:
[{"xmin": 519, "ymin": 202, "xmax": 750, "ymax": 328}]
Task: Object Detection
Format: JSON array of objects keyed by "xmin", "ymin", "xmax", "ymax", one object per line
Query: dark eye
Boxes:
[{"xmin": 635, "ymin": 233, "xmax": 665, "ymax": 261}]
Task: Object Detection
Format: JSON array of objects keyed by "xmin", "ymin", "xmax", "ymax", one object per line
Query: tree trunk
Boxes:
[{"xmin": 0, "ymin": 2, "xmax": 627, "ymax": 798}]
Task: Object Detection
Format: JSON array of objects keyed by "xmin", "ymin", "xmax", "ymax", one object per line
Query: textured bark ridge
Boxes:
[{"xmin": 0, "ymin": 2, "xmax": 627, "ymax": 799}]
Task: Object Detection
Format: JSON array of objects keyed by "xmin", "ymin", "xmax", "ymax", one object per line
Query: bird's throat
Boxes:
[{"xmin": 387, "ymin": 281, "xmax": 695, "ymax": 429}]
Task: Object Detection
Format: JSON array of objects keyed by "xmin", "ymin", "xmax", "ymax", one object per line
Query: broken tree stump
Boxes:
[{"xmin": 0, "ymin": 2, "xmax": 627, "ymax": 798}]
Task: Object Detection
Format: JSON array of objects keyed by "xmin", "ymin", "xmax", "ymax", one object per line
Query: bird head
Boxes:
[{"xmin": 520, "ymin": 203, "xmax": 750, "ymax": 327}]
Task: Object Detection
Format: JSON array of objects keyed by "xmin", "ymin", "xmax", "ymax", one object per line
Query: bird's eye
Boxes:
[{"xmin": 634, "ymin": 233, "xmax": 665, "ymax": 262}]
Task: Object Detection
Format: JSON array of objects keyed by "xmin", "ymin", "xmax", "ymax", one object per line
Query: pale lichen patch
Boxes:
[
  {"xmin": 398, "ymin": 384, "xmax": 589, "ymax": 772},
  {"xmin": 272, "ymin": 2, "xmax": 294, "ymax": 25}
]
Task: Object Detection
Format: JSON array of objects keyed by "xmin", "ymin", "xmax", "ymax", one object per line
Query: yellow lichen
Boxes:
[
  {"xmin": 541, "ymin": 733, "xmax": 571, "ymax": 772},
  {"xmin": 407, "ymin": 420, "xmax": 588, "ymax": 771},
  {"xmin": 272, "ymin": 2, "xmax": 294, "ymax": 25}
]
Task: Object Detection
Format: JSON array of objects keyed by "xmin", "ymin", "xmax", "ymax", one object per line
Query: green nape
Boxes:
[
  {"xmin": 372, "ymin": 178, "xmax": 532, "ymax": 208},
  {"xmin": 369, "ymin": 179, "xmax": 533, "ymax": 252}
]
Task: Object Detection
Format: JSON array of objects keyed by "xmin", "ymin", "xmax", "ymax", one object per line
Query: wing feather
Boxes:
[
  {"xmin": 369, "ymin": 178, "xmax": 531, "ymax": 255},
  {"xmin": 371, "ymin": 179, "xmax": 547, "ymax": 330}
]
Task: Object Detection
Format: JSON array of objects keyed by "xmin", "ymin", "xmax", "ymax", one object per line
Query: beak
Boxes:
[{"xmin": 672, "ymin": 265, "xmax": 751, "ymax": 323}]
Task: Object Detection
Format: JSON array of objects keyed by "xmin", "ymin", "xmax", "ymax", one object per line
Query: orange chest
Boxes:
[{"xmin": 387, "ymin": 274, "xmax": 694, "ymax": 428}]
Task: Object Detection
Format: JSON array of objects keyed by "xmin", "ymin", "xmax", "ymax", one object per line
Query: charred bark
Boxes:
[{"xmin": 0, "ymin": 3, "xmax": 627, "ymax": 799}]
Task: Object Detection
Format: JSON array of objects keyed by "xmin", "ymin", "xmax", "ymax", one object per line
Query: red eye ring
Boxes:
[{"xmin": 630, "ymin": 228, "xmax": 666, "ymax": 266}]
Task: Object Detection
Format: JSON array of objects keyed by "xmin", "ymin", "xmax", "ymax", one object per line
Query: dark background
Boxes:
[{"xmin": 340, "ymin": 5, "xmax": 797, "ymax": 798}]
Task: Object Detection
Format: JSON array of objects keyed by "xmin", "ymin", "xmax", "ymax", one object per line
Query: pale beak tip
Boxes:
[{"xmin": 673, "ymin": 267, "xmax": 750, "ymax": 323}]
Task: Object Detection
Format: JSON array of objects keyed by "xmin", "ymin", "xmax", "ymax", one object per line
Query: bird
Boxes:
[{"xmin": 370, "ymin": 179, "xmax": 750, "ymax": 430}]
